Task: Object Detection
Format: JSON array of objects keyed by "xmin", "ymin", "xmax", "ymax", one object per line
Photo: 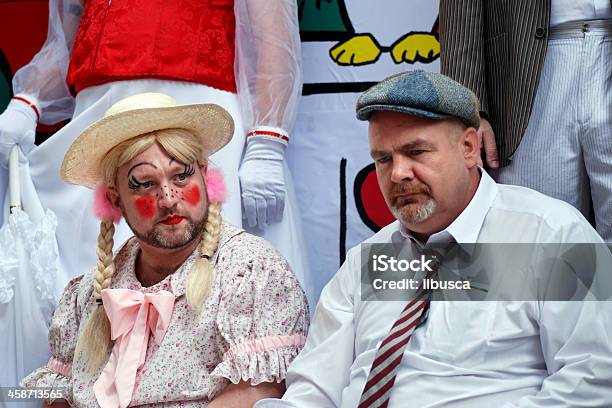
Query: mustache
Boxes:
[{"xmin": 390, "ymin": 183, "xmax": 431, "ymax": 203}]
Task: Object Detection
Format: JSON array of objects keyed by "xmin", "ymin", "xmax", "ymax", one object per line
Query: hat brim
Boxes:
[
  {"xmin": 357, "ymin": 104, "xmax": 453, "ymax": 122},
  {"xmin": 61, "ymin": 103, "xmax": 234, "ymax": 189}
]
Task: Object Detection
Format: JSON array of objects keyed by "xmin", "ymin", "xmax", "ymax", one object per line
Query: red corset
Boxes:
[{"xmin": 66, "ymin": 0, "xmax": 236, "ymax": 94}]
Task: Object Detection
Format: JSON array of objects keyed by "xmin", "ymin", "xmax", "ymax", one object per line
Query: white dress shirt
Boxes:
[
  {"xmin": 550, "ymin": 0, "xmax": 612, "ymax": 26},
  {"xmin": 255, "ymin": 171, "xmax": 612, "ymax": 408}
]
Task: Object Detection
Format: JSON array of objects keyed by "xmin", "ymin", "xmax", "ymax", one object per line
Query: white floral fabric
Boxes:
[{"xmin": 21, "ymin": 222, "xmax": 309, "ymax": 407}]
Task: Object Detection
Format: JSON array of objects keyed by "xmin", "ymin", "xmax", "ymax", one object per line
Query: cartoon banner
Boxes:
[{"xmin": 288, "ymin": 0, "xmax": 440, "ymax": 302}]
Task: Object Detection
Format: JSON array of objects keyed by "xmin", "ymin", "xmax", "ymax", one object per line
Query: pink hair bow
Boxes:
[
  {"xmin": 206, "ymin": 168, "xmax": 227, "ymax": 203},
  {"xmin": 93, "ymin": 289, "xmax": 175, "ymax": 408}
]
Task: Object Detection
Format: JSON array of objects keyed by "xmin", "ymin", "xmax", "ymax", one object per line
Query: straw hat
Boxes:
[{"xmin": 61, "ymin": 93, "xmax": 234, "ymax": 189}]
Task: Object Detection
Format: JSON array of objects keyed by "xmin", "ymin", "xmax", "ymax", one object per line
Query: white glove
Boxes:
[
  {"xmin": 239, "ymin": 136, "xmax": 287, "ymax": 229},
  {"xmin": 0, "ymin": 98, "xmax": 38, "ymax": 168}
]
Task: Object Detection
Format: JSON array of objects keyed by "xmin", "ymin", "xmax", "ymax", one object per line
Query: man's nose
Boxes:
[
  {"xmin": 390, "ymin": 156, "xmax": 415, "ymax": 184},
  {"xmin": 157, "ymin": 184, "xmax": 181, "ymax": 209}
]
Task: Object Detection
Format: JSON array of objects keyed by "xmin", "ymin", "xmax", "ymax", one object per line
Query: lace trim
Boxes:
[{"xmin": 0, "ymin": 208, "xmax": 59, "ymax": 309}]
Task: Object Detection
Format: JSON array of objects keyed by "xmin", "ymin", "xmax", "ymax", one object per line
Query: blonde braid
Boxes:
[
  {"xmin": 93, "ymin": 220, "xmax": 116, "ymax": 299},
  {"xmin": 186, "ymin": 202, "xmax": 222, "ymax": 312},
  {"xmin": 76, "ymin": 220, "xmax": 115, "ymax": 373}
]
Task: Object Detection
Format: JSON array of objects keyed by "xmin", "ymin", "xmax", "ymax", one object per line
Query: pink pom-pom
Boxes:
[
  {"xmin": 206, "ymin": 169, "xmax": 227, "ymax": 203},
  {"xmin": 93, "ymin": 183, "xmax": 122, "ymax": 224}
]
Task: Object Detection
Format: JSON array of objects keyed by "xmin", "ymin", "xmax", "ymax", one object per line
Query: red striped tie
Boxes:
[{"xmin": 358, "ymin": 258, "xmax": 440, "ymax": 408}]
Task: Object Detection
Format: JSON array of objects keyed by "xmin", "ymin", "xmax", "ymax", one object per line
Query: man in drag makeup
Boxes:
[{"xmin": 21, "ymin": 93, "xmax": 309, "ymax": 408}]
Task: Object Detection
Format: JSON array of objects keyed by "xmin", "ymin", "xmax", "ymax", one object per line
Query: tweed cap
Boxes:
[{"xmin": 356, "ymin": 70, "xmax": 480, "ymax": 129}]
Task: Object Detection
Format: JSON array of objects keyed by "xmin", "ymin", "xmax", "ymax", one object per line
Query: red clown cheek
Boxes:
[
  {"xmin": 182, "ymin": 185, "xmax": 201, "ymax": 206},
  {"xmin": 135, "ymin": 196, "xmax": 157, "ymax": 219}
]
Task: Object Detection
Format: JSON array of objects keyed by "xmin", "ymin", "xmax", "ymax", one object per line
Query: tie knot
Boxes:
[{"xmin": 416, "ymin": 247, "xmax": 446, "ymax": 277}]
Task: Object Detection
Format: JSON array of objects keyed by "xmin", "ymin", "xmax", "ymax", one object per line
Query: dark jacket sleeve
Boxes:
[{"xmin": 439, "ymin": 0, "xmax": 489, "ymax": 115}]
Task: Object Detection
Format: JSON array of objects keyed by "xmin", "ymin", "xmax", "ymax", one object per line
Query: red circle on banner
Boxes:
[{"xmin": 354, "ymin": 163, "xmax": 395, "ymax": 232}]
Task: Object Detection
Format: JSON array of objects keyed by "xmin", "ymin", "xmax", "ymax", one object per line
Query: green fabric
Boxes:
[
  {"xmin": 298, "ymin": 0, "xmax": 351, "ymax": 32},
  {"xmin": 0, "ymin": 49, "xmax": 11, "ymax": 112},
  {"xmin": 0, "ymin": 69, "xmax": 10, "ymax": 112}
]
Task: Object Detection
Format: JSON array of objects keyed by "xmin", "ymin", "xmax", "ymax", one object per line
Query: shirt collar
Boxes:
[{"xmin": 396, "ymin": 169, "xmax": 498, "ymax": 245}]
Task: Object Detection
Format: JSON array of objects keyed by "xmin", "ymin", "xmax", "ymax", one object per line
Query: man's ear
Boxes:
[
  {"xmin": 93, "ymin": 183, "xmax": 123, "ymax": 224},
  {"xmin": 462, "ymin": 127, "xmax": 480, "ymax": 168},
  {"xmin": 106, "ymin": 186, "xmax": 122, "ymax": 213}
]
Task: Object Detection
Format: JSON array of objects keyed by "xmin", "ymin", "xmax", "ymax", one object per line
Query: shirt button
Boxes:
[{"xmin": 535, "ymin": 27, "xmax": 546, "ymax": 39}]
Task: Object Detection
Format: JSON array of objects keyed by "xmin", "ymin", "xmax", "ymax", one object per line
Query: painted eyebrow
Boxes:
[
  {"xmin": 168, "ymin": 158, "xmax": 195, "ymax": 170},
  {"xmin": 127, "ymin": 162, "xmax": 158, "ymax": 178}
]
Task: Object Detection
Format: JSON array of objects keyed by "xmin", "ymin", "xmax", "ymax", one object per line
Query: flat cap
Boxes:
[{"xmin": 356, "ymin": 70, "xmax": 480, "ymax": 129}]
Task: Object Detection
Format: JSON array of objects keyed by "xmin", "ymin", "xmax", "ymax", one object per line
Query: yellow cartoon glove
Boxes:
[
  {"xmin": 390, "ymin": 33, "xmax": 440, "ymax": 64},
  {"xmin": 330, "ymin": 34, "xmax": 382, "ymax": 66}
]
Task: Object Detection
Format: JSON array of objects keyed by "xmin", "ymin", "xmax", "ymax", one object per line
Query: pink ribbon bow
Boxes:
[{"xmin": 93, "ymin": 289, "xmax": 175, "ymax": 408}]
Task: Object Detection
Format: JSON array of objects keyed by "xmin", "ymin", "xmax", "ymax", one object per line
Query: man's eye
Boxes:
[
  {"xmin": 176, "ymin": 164, "xmax": 196, "ymax": 182},
  {"xmin": 128, "ymin": 176, "xmax": 154, "ymax": 190},
  {"xmin": 376, "ymin": 156, "xmax": 390, "ymax": 164},
  {"xmin": 176, "ymin": 173, "xmax": 190, "ymax": 182},
  {"xmin": 410, "ymin": 150, "xmax": 426, "ymax": 156}
]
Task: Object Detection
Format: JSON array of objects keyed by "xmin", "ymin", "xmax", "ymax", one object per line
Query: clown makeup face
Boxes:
[{"xmin": 109, "ymin": 142, "xmax": 208, "ymax": 249}]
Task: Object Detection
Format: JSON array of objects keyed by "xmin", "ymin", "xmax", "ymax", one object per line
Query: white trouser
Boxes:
[{"xmin": 494, "ymin": 19, "xmax": 612, "ymax": 245}]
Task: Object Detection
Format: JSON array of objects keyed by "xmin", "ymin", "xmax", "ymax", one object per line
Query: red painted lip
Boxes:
[{"xmin": 160, "ymin": 215, "xmax": 184, "ymax": 225}]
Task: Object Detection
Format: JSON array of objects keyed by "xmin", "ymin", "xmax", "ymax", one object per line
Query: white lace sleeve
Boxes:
[
  {"xmin": 11, "ymin": 0, "xmax": 83, "ymax": 124},
  {"xmin": 234, "ymin": 0, "xmax": 302, "ymax": 135}
]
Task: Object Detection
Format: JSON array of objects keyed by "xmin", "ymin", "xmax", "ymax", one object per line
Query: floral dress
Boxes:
[{"xmin": 21, "ymin": 222, "xmax": 309, "ymax": 407}]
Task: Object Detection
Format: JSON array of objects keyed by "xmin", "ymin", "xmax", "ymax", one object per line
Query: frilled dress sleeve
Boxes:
[
  {"xmin": 11, "ymin": 0, "xmax": 82, "ymax": 124},
  {"xmin": 20, "ymin": 275, "xmax": 85, "ymax": 404},
  {"xmin": 209, "ymin": 236, "xmax": 309, "ymax": 398}
]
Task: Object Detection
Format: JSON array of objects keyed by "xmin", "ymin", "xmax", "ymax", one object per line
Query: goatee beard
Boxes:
[
  {"xmin": 127, "ymin": 210, "xmax": 208, "ymax": 249},
  {"xmin": 392, "ymin": 197, "xmax": 436, "ymax": 225},
  {"xmin": 389, "ymin": 182, "xmax": 436, "ymax": 224},
  {"xmin": 140, "ymin": 216, "xmax": 205, "ymax": 248}
]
